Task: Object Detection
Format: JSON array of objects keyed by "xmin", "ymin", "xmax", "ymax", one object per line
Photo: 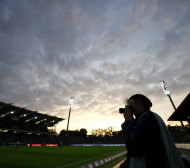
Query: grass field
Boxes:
[{"xmin": 0, "ymin": 146, "xmax": 126, "ymax": 168}]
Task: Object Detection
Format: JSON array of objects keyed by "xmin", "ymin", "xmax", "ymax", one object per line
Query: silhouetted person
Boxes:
[{"xmin": 121, "ymin": 94, "xmax": 185, "ymax": 168}]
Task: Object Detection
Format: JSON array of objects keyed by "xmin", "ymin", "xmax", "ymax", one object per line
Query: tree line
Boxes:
[
  {"xmin": 59, "ymin": 128, "xmax": 88, "ymax": 136},
  {"xmin": 58, "ymin": 126, "xmax": 123, "ymax": 136},
  {"xmin": 90, "ymin": 126, "xmax": 123, "ymax": 137},
  {"xmin": 48, "ymin": 124, "xmax": 190, "ymax": 136}
]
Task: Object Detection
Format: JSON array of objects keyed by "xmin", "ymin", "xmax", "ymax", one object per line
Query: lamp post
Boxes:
[
  {"xmin": 159, "ymin": 80, "xmax": 184, "ymax": 128},
  {"xmin": 66, "ymin": 96, "xmax": 74, "ymax": 136}
]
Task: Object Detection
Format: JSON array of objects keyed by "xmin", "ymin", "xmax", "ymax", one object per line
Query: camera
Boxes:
[
  {"xmin": 119, "ymin": 105, "xmax": 132, "ymax": 113},
  {"xmin": 119, "ymin": 108, "xmax": 125, "ymax": 113}
]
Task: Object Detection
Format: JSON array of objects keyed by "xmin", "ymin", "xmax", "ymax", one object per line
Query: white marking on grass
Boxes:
[{"xmin": 56, "ymin": 149, "xmax": 126, "ymax": 168}]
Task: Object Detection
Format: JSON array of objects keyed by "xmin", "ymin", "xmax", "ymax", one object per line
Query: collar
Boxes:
[{"xmin": 135, "ymin": 108, "xmax": 150, "ymax": 121}]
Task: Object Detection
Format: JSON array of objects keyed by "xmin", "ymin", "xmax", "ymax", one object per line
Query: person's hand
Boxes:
[{"xmin": 123, "ymin": 106, "xmax": 133, "ymax": 121}]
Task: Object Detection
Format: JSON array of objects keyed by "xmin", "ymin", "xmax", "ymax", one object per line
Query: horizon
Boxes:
[{"xmin": 0, "ymin": 0, "xmax": 190, "ymax": 135}]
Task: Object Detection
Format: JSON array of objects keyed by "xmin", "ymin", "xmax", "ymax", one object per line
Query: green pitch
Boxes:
[{"xmin": 0, "ymin": 146, "xmax": 126, "ymax": 168}]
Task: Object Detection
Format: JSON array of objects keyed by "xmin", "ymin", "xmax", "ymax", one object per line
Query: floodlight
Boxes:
[
  {"xmin": 159, "ymin": 80, "xmax": 185, "ymax": 129},
  {"xmin": 69, "ymin": 96, "xmax": 74, "ymax": 108},
  {"xmin": 66, "ymin": 96, "xmax": 74, "ymax": 136},
  {"xmin": 159, "ymin": 80, "xmax": 170, "ymax": 95}
]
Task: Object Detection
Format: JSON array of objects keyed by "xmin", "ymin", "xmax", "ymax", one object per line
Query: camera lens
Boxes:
[{"xmin": 119, "ymin": 108, "xmax": 125, "ymax": 114}]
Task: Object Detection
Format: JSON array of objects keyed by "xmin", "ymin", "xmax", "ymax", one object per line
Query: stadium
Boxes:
[
  {"xmin": 0, "ymin": 101, "xmax": 126, "ymax": 168},
  {"xmin": 1, "ymin": 0, "xmax": 190, "ymax": 167},
  {"xmin": 0, "ymin": 93, "xmax": 190, "ymax": 168}
]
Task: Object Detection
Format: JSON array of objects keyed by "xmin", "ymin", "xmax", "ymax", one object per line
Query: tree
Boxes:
[
  {"xmin": 105, "ymin": 126, "xmax": 114, "ymax": 136},
  {"xmin": 91, "ymin": 129, "xmax": 105, "ymax": 137},
  {"xmin": 91, "ymin": 126, "xmax": 115, "ymax": 137},
  {"xmin": 116, "ymin": 130, "xmax": 123, "ymax": 136},
  {"xmin": 94, "ymin": 129, "xmax": 102, "ymax": 137},
  {"xmin": 48, "ymin": 128, "xmax": 58, "ymax": 135},
  {"xmin": 80, "ymin": 128, "xmax": 87, "ymax": 136},
  {"xmin": 69, "ymin": 130, "xmax": 80, "ymax": 136},
  {"xmin": 91, "ymin": 129, "xmax": 96, "ymax": 136},
  {"xmin": 59, "ymin": 129, "xmax": 66, "ymax": 136},
  {"xmin": 175, "ymin": 125, "xmax": 181, "ymax": 131},
  {"xmin": 112, "ymin": 132, "xmax": 117, "ymax": 136},
  {"xmin": 59, "ymin": 129, "xmax": 80, "ymax": 136}
]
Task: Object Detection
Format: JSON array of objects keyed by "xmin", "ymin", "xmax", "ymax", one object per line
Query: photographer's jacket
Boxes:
[{"xmin": 121, "ymin": 110, "xmax": 185, "ymax": 168}]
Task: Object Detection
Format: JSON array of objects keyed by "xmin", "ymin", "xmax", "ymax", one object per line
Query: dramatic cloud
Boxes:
[{"xmin": 0, "ymin": 0, "xmax": 190, "ymax": 134}]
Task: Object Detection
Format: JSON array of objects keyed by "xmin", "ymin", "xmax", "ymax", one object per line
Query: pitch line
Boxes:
[{"xmin": 56, "ymin": 149, "xmax": 126, "ymax": 168}]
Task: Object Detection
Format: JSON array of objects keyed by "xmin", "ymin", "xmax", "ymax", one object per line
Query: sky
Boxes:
[{"xmin": 0, "ymin": 0, "xmax": 190, "ymax": 135}]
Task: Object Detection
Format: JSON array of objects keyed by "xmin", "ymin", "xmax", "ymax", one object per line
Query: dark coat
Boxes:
[{"xmin": 122, "ymin": 110, "xmax": 168, "ymax": 168}]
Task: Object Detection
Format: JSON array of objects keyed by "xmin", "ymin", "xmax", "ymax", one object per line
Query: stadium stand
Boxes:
[
  {"xmin": 168, "ymin": 92, "xmax": 190, "ymax": 124},
  {"xmin": 167, "ymin": 92, "xmax": 190, "ymax": 143},
  {"xmin": 0, "ymin": 132, "xmax": 125, "ymax": 146},
  {"xmin": 55, "ymin": 135, "xmax": 125, "ymax": 145},
  {"xmin": 0, "ymin": 101, "xmax": 65, "ymax": 145}
]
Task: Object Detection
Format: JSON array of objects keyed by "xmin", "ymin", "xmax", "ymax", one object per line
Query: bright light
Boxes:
[
  {"xmin": 35, "ymin": 117, "xmax": 37, "ymax": 119},
  {"xmin": 24, "ymin": 114, "xmax": 26, "ymax": 116},
  {"xmin": 69, "ymin": 96, "xmax": 74, "ymax": 108},
  {"xmin": 11, "ymin": 111, "xmax": 14, "ymax": 114},
  {"xmin": 53, "ymin": 120, "xmax": 54, "ymax": 122},
  {"xmin": 159, "ymin": 80, "xmax": 170, "ymax": 95}
]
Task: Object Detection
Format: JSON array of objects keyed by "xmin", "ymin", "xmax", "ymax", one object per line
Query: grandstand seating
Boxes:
[
  {"xmin": 0, "ymin": 131, "xmax": 126, "ymax": 145},
  {"xmin": 0, "ymin": 118, "xmax": 49, "ymax": 133},
  {"xmin": 1, "ymin": 129, "xmax": 190, "ymax": 146},
  {"xmin": 170, "ymin": 131, "xmax": 190, "ymax": 143}
]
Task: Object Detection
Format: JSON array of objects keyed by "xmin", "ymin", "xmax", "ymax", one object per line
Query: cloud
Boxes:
[
  {"xmin": 0, "ymin": 0, "xmax": 190, "ymax": 133},
  {"xmin": 104, "ymin": 32, "xmax": 128, "ymax": 48}
]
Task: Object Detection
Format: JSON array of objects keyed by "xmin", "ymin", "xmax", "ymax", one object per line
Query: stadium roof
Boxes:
[
  {"xmin": 0, "ymin": 101, "xmax": 66, "ymax": 126},
  {"xmin": 168, "ymin": 92, "xmax": 190, "ymax": 121}
]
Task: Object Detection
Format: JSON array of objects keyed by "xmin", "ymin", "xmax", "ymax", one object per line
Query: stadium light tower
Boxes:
[
  {"xmin": 159, "ymin": 80, "xmax": 184, "ymax": 128},
  {"xmin": 66, "ymin": 96, "xmax": 74, "ymax": 136}
]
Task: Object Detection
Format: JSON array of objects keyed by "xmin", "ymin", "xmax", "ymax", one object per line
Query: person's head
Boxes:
[{"xmin": 125, "ymin": 94, "xmax": 152, "ymax": 117}]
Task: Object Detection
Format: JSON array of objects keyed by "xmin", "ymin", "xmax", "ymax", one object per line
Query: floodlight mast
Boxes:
[
  {"xmin": 159, "ymin": 80, "xmax": 184, "ymax": 128},
  {"xmin": 66, "ymin": 96, "xmax": 74, "ymax": 136}
]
